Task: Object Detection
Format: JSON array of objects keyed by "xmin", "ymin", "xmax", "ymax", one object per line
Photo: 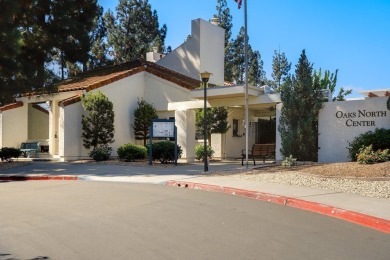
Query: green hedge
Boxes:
[
  {"xmin": 0, "ymin": 147, "xmax": 22, "ymax": 162},
  {"xmin": 195, "ymin": 144, "xmax": 214, "ymax": 161},
  {"xmin": 117, "ymin": 143, "xmax": 147, "ymax": 161},
  {"xmin": 147, "ymin": 141, "xmax": 182, "ymax": 164},
  {"xmin": 348, "ymin": 128, "xmax": 390, "ymax": 161},
  {"xmin": 89, "ymin": 145, "xmax": 112, "ymax": 161}
]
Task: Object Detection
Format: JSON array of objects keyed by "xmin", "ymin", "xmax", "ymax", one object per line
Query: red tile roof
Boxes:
[
  {"xmin": 57, "ymin": 59, "xmax": 201, "ymax": 93},
  {"xmin": 58, "ymin": 95, "xmax": 82, "ymax": 107},
  {"xmin": 0, "ymin": 101, "xmax": 23, "ymax": 112}
]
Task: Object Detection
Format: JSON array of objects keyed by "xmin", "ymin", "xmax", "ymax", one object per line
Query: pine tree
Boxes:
[
  {"xmin": 279, "ymin": 50, "xmax": 323, "ymax": 161},
  {"xmin": 211, "ymin": 107, "xmax": 230, "ymax": 134},
  {"xmin": 104, "ymin": 0, "xmax": 166, "ymax": 63},
  {"xmin": 17, "ymin": 0, "xmax": 53, "ymax": 93},
  {"xmin": 215, "ymin": 0, "xmax": 234, "ymax": 82},
  {"xmin": 133, "ymin": 99, "xmax": 158, "ymax": 145},
  {"xmin": 0, "ymin": 0, "xmax": 22, "ymax": 105},
  {"xmin": 81, "ymin": 91, "xmax": 115, "ymax": 149},
  {"xmin": 248, "ymin": 48, "xmax": 266, "ymax": 87},
  {"xmin": 50, "ymin": 0, "xmax": 100, "ymax": 78},
  {"xmin": 231, "ymin": 27, "xmax": 246, "ymax": 84},
  {"xmin": 271, "ymin": 49, "xmax": 291, "ymax": 91},
  {"xmin": 88, "ymin": 5, "xmax": 112, "ymax": 70}
]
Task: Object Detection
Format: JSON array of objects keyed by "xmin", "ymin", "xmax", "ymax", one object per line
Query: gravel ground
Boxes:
[
  {"xmin": 214, "ymin": 162, "xmax": 390, "ymax": 199},
  {"xmin": 229, "ymin": 171, "xmax": 390, "ymax": 199}
]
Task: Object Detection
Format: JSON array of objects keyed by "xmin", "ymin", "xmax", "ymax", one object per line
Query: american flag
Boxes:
[{"xmin": 234, "ymin": 0, "xmax": 242, "ymax": 9}]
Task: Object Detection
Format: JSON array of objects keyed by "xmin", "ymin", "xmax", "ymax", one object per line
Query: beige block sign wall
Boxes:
[{"xmin": 318, "ymin": 97, "xmax": 390, "ymax": 162}]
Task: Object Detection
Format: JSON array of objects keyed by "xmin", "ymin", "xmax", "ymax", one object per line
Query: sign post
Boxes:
[{"xmin": 149, "ymin": 119, "xmax": 177, "ymax": 165}]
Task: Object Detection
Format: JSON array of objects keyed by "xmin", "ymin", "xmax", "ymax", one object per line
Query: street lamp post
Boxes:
[{"xmin": 200, "ymin": 71, "xmax": 212, "ymax": 172}]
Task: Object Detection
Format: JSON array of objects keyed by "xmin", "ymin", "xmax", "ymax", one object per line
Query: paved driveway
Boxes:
[
  {"xmin": 1, "ymin": 181, "xmax": 389, "ymax": 260},
  {"xmin": 0, "ymin": 161, "xmax": 246, "ymax": 184}
]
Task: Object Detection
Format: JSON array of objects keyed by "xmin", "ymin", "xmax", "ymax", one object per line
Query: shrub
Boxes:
[
  {"xmin": 0, "ymin": 147, "xmax": 22, "ymax": 162},
  {"xmin": 348, "ymin": 128, "xmax": 390, "ymax": 161},
  {"xmin": 281, "ymin": 155, "xmax": 297, "ymax": 167},
  {"xmin": 356, "ymin": 145, "xmax": 390, "ymax": 164},
  {"xmin": 89, "ymin": 145, "xmax": 112, "ymax": 161},
  {"xmin": 149, "ymin": 141, "xmax": 182, "ymax": 164},
  {"xmin": 195, "ymin": 144, "xmax": 214, "ymax": 161},
  {"xmin": 117, "ymin": 143, "xmax": 147, "ymax": 161}
]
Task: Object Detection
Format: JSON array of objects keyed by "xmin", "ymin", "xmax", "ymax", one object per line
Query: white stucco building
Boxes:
[
  {"xmin": 0, "ymin": 18, "xmax": 388, "ymax": 163},
  {"xmin": 0, "ymin": 18, "xmax": 280, "ymax": 162}
]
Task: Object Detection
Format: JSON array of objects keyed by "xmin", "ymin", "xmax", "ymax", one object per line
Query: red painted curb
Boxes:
[
  {"xmin": 166, "ymin": 180, "xmax": 390, "ymax": 234},
  {"xmin": 0, "ymin": 175, "xmax": 78, "ymax": 181}
]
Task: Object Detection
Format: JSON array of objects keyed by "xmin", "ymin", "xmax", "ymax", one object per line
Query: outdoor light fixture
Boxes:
[{"xmin": 200, "ymin": 71, "xmax": 212, "ymax": 172}]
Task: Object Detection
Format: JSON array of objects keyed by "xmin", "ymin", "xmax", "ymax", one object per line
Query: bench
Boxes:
[
  {"xmin": 242, "ymin": 143, "xmax": 275, "ymax": 166},
  {"xmin": 20, "ymin": 142, "xmax": 40, "ymax": 158}
]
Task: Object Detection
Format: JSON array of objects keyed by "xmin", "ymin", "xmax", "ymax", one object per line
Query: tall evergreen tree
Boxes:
[
  {"xmin": 231, "ymin": 27, "xmax": 265, "ymax": 86},
  {"xmin": 88, "ymin": 5, "xmax": 112, "ymax": 70},
  {"xmin": 50, "ymin": 0, "xmax": 100, "ymax": 79},
  {"xmin": 279, "ymin": 50, "xmax": 323, "ymax": 161},
  {"xmin": 17, "ymin": 0, "xmax": 53, "ymax": 93},
  {"xmin": 248, "ymin": 48, "xmax": 266, "ymax": 87},
  {"xmin": 0, "ymin": 0, "xmax": 22, "ymax": 105},
  {"xmin": 231, "ymin": 26, "xmax": 246, "ymax": 84},
  {"xmin": 211, "ymin": 107, "xmax": 230, "ymax": 134},
  {"xmin": 81, "ymin": 91, "xmax": 115, "ymax": 149},
  {"xmin": 104, "ymin": 0, "xmax": 166, "ymax": 63},
  {"xmin": 14, "ymin": 0, "xmax": 100, "ymax": 94},
  {"xmin": 271, "ymin": 49, "xmax": 291, "ymax": 91},
  {"xmin": 133, "ymin": 99, "xmax": 158, "ymax": 145},
  {"xmin": 215, "ymin": 0, "xmax": 234, "ymax": 82}
]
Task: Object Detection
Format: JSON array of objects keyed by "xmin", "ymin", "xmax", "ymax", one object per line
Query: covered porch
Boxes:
[
  {"xmin": 0, "ymin": 91, "xmax": 82, "ymax": 161},
  {"xmin": 169, "ymin": 85, "xmax": 281, "ymax": 162}
]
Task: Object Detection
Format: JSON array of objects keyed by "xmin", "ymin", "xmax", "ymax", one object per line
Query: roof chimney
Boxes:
[
  {"xmin": 210, "ymin": 17, "xmax": 219, "ymax": 26},
  {"xmin": 146, "ymin": 47, "xmax": 165, "ymax": 63}
]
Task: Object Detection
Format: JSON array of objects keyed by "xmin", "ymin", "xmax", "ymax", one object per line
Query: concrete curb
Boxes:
[
  {"xmin": 166, "ymin": 180, "xmax": 390, "ymax": 234},
  {"xmin": 0, "ymin": 175, "xmax": 78, "ymax": 181}
]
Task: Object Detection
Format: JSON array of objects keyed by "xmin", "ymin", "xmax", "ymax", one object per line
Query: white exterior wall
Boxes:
[
  {"xmin": 157, "ymin": 19, "xmax": 224, "ymax": 85},
  {"xmin": 60, "ymin": 102, "xmax": 89, "ymax": 160},
  {"xmin": 145, "ymin": 73, "xmax": 195, "ymax": 161},
  {"xmin": 175, "ymin": 110, "xmax": 196, "ymax": 162},
  {"xmin": 0, "ymin": 105, "xmax": 28, "ymax": 148},
  {"xmin": 318, "ymin": 97, "xmax": 390, "ymax": 162},
  {"xmin": 90, "ymin": 73, "xmax": 146, "ymax": 154},
  {"xmin": 211, "ymin": 133, "xmax": 223, "ymax": 159},
  {"xmin": 58, "ymin": 72, "xmax": 195, "ymax": 160},
  {"xmin": 145, "ymin": 73, "xmax": 192, "ymax": 111},
  {"xmin": 28, "ymin": 104, "xmax": 49, "ymax": 140},
  {"xmin": 224, "ymin": 108, "xmax": 247, "ymax": 158},
  {"xmin": 49, "ymin": 101, "xmax": 60, "ymax": 155}
]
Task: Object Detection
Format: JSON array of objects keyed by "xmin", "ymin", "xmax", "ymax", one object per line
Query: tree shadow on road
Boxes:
[{"xmin": 0, "ymin": 253, "xmax": 50, "ymax": 260}]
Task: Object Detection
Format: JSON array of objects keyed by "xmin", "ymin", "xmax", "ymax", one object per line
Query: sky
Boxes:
[{"xmin": 99, "ymin": 0, "xmax": 390, "ymax": 98}]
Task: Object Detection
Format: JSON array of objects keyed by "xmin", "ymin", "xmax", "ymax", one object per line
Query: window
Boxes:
[{"xmin": 233, "ymin": 119, "xmax": 239, "ymax": 137}]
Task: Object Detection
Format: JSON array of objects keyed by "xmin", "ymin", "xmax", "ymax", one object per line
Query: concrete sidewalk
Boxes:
[{"xmin": 1, "ymin": 161, "xmax": 389, "ymax": 233}]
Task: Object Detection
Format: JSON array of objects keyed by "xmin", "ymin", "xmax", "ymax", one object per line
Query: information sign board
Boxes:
[{"xmin": 153, "ymin": 121, "xmax": 175, "ymax": 138}]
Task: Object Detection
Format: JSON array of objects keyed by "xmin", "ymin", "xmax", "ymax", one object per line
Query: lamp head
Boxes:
[{"xmin": 200, "ymin": 71, "xmax": 212, "ymax": 81}]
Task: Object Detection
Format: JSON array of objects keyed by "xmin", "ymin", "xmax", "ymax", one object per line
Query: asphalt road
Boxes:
[{"xmin": 0, "ymin": 181, "xmax": 389, "ymax": 260}]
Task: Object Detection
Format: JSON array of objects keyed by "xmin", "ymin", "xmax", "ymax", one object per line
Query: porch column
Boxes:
[
  {"xmin": 49, "ymin": 100, "xmax": 59, "ymax": 155},
  {"xmin": 175, "ymin": 109, "xmax": 195, "ymax": 163}
]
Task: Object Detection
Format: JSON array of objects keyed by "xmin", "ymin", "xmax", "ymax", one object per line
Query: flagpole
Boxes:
[{"xmin": 244, "ymin": 0, "xmax": 249, "ymax": 169}]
